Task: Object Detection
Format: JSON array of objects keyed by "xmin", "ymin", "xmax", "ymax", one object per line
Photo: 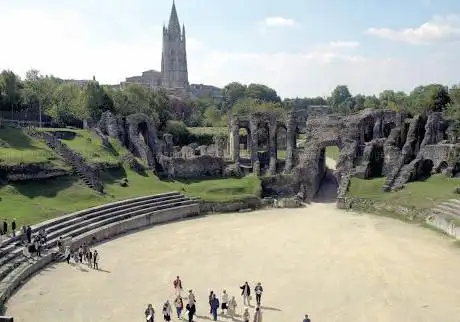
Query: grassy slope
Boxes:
[{"xmin": 0, "ymin": 128, "xmax": 67, "ymax": 168}]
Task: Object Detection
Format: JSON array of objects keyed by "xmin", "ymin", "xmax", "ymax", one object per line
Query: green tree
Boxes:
[
  {"xmin": 81, "ymin": 81, "xmax": 114, "ymax": 120},
  {"xmin": 222, "ymin": 82, "xmax": 247, "ymax": 110},
  {"xmin": 363, "ymin": 95, "xmax": 381, "ymax": 109},
  {"xmin": 329, "ymin": 85, "xmax": 353, "ymax": 113},
  {"xmin": 246, "ymin": 83, "xmax": 281, "ymax": 103},
  {"xmin": 0, "ymin": 70, "xmax": 23, "ymax": 117},
  {"xmin": 409, "ymin": 84, "xmax": 450, "ymax": 114}
]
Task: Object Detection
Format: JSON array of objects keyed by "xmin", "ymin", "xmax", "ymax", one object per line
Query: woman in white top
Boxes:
[
  {"xmin": 221, "ymin": 290, "xmax": 229, "ymax": 314},
  {"xmin": 162, "ymin": 300, "xmax": 172, "ymax": 321}
]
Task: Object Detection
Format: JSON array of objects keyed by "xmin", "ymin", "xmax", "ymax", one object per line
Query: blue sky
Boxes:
[{"xmin": 1, "ymin": 0, "xmax": 459, "ymax": 98}]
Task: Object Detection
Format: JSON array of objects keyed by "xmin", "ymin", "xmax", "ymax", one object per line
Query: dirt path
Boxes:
[{"xmin": 6, "ymin": 158, "xmax": 460, "ymax": 321}]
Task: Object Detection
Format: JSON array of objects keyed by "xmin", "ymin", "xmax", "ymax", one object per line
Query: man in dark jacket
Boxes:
[
  {"xmin": 11, "ymin": 219, "xmax": 16, "ymax": 237},
  {"xmin": 240, "ymin": 281, "xmax": 251, "ymax": 306},
  {"xmin": 210, "ymin": 294, "xmax": 219, "ymax": 321},
  {"xmin": 2, "ymin": 219, "xmax": 7, "ymax": 236}
]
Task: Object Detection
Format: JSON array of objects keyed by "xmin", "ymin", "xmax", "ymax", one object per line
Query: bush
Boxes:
[{"xmin": 165, "ymin": 121, "xmax": 214, "ymax": 146}]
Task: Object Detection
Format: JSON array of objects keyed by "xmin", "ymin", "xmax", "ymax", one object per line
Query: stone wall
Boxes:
[
  {"xmin": 158, "ymin": 154, "xmax": 224, "ymax": 178},
  {"xmin": 199, "ymin": 197, "xmax": 262, "ymax": 213},
  {"xmin": 0, "ymin": 164, "xmax": 69, "ymax": 182},
  {"xmin": 261, "ymin": 174, "xmax": 298, "ymax": 197}
]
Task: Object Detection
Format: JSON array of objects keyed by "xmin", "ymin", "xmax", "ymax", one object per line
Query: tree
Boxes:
[
  {"xmin": 222, "ymin": 82, "xmax": 246, "ymax": 110},
  {"xmin": 363, "ymin": 95, "xmax": 381, "ymax": 109},
  {"xmin": 0, "ymin": 70, "xmax": 22, "ymax": 117},
  {"xmin": 409, "ymin": 84, "xmax": 450, "ymax": 114},
  {"xmin": 49, "ymin": 83, "xmax": 84, "ymax": 126},
  {"xmin": 329, "ymin": 85, "xmax": 353, "ymax": 113},
  {"xmin": 81, "ymin": 81, "xmax": 114, "ymax": 120},
  {"xmin": 245, "ymin": 83, "xmax": 281, "ymax": 103}
]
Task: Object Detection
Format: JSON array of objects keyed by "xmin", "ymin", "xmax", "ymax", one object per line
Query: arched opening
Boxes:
[
  {"xmin": 239, "ymin": 127, "xmax": 250, "ymax": 157},
  {"xmin": 435, "ymin": 161, "xmax": 448, "ymax": 174},
  {"xmin": 413, "ymin": 158, "xmax": 434, "ymax": 181},
  {"xmin": 276, "ymin": 125, "xmax": 287, "ymax": 152},
  {"xmin": 368, "ymin": 145, "xmax": 384, "ymax": 178},
  {"xmin": 315, "ymin": 144, "xmax": 341, "ymax": 203},
  {"xmin": 257, "ymin": 123, "xmax": 270, "ymax": 150},
  {"xmin": 383, "ymin": 122, "xmax": 395, "ymax": 138},
  {"xmin": 138, "ymin": 121, "xmax": 149, "ymax": 146},
  {"xmin": 363, "ymin": 124, "xmax": 374, "ymax": 142}
]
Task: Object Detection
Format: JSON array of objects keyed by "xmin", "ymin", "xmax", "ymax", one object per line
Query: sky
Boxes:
[{"xmin": 1, "ymin": 0, "xmax": 460, "ymax": 98}]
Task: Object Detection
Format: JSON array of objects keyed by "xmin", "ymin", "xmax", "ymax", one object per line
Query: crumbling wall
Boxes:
[
  {"xmin": 158, "ymin": 155, "xmax": 224, "ymax": 178},
  {"xmin": 126, "ymin": 114, "xmax": 158, "ymax": 168}
]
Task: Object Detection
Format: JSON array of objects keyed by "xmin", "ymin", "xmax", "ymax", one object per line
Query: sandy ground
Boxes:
[{"xmin": 5, "ymin": 159, "xmax": 460, "ymax": 321}]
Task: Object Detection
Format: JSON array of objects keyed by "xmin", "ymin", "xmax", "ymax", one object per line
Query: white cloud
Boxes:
[
  {"xmin": 367, "ymin": 15, "xmax": 460, "ymax": 44},
  {"xmin": 327, "ymin": 41, "xmax": 360, "ymax": 48},
  {"xmin": 261, "ymin": 16, "xmax": 297, "ymax": 27},
  {"xmin": 1, "ymin": 7, "xmax": 459, "ymax": 99}
]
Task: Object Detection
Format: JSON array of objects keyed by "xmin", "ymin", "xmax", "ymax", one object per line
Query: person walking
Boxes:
[
  {"xmin": 26, "ymin": 225, "xmax": 32, "ymax": 244},
  {"xmin": 243, "ymin": 308, "xmax": 250, "ymax": 322},
  {"xmin": 21, "ymin": 225, "xmax": 27, "ymax": 242},
  {"xmin": 240, "ymin": 281, "xmax": 251, "ymax": 306},
  {"xmin": 173, "ymin": 276, "xmax": 183, "ymax": 296},
  {"xmin": 187, "ymin": 302, "xmax": 196, "ymax": 322},
  {"xmin": 93, "ymin": 250, "xmax": 99, "ymax": 270},
  {"xmin": 11, "ymin": 219, "xmax": 16, "ymax": 237},
  {"xmin": 221, "ymin": 290, "xmax": 229, "ymax": 315},
  {"xmin": 174, "ymin": 296, "xmax": 183, "ymax": 319},
  {"xmin": 254, "ymin": 282, "xmax": 263, "ymax": 305},
  {"xmin": 303, "ymin": 314, "xmax": 311, "ymax": 322},
  {"xmin": 228, "ymin": 296, "xmax": 237, "ymax": 318},
  {"xmin": 162, "ymin": 300, "xmax": 172, "ymax": 321},
  {"xmin": 65, "ymin": 246, "xmax": 71, "ymax": 264},
  {"xmin": 188, "ymin": 289, "xmax": 196, "ymax": 307},
  {"xmin": 145, "ymin": 304, "xmax": 155, "ymax": 322},
  {"xmin": 2, "ymin": 219, "xmax": 7, "ymax": 236},
  {"xmin": 87, "ymin": 250, "xmax": 93, "ymax": 268},
  {"xmin": 208, "ymin": 291, "xmax": 214, "ymax": 314},
  {"xmin": 210, "ymin": 294, "xmax": 220, "ymax": 321},
  {"xmin": 253, "ymin": 306, "xmax": 263, "ymax": 322},
  {"xmin": 78, "ymin": 245, "xmax": 84, "ymax": 263}
]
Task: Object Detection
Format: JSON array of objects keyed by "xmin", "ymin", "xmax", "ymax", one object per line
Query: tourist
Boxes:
[
  {"xmin": 173, "ymin": 275, "xmax": 183, "ymax": 296},
  {"xmin": 93, "ymin": 250, "xmax": 99, "ymax": 270},
  {"xmin": 21, "ymin": 225, "xmax": 27, "ymax": 242},
  {"xmin": 11, "ymin": 219, "xmax": 16, "ymax": 237},
  {"xmin": 208, "ymin": 290, "xmax": 214, "ymax": 313},
  {"xmin": 228, "ymin": 296, "xmax": 237, "ymax": 317},
  {"xmin": 188, "ymin": 289, "xmax": 196, "ymax": 307},
  {"xmin": 78, "ymin": 245, "xmax": 84, "ymax": 263},
  {"xmin": 26, "ymin": 225, "xmax": 32, "ymax": 244},
  {"xmin": 145, "ymin": 304, "xmax": 155, "ymax": 322},
  {"xmin": 162, "ymin": 300, "xmax": 172, "ymax": 321},
  {"xmin": 221, "ymin": 289, "xmax": 229, "ymax": 315},
  {"xmin": 210, "ymin": 294, "xmax": 220, "ymax": 321},
  {"xmin": 82, "ymin": 243, "xmax": 88, "ymax": 259},
  {"xmin": 253, "ymin": 305, "xmax": 263, "ymax": 322},
  {"xmin": 57, "ymin": 236, "xmax": 64, "ymax": 254},
  {"xmin": 187, "ymin": 302, "xmax": 196, "ymax": 322},
  {"xmin": 240, "ymin": 281, "xmax": 251, "ymax": 306},
  {"xmin": 243, "ymin": 308, "xmax": 250, "ymax": 322},
  {"xmin": 2, "ymin": 219, "xmax": 7, "ymax": 236},
  {"xmin": 87, "ymin": 250, "xmax": 93, "ymax": 268},
  {"xmin": 65, "ymin": 246, "xmax": 71, "ymax": 264},
  {"xmin": 254, "ymin": 282, "xmax": 263, "ymax": 305},
  {"xmin": 174, "ymin": 295, "xmax": 183, "ymax": 319},
  {"xmin": 34, "ymin": 237, "xmax": 41, "ymax": 257},
  {"xmin": 303, "ymin": 314, "xmax": 311, "ymax": 322}
]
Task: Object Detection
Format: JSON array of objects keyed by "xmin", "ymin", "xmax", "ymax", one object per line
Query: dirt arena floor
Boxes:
[{"xmin": 6, "ymin": 202, "xmax": 460, "ymax": 322}]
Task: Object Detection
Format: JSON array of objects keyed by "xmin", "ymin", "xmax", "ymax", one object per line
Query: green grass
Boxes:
[
  {"xmin": 0, "ymin": 167, "xmax": 261, "ymax": 226},
  {"xmin": 325, "ymin": 146, "xmax": 340, "ymax": 160},
  {"xmin": 0, "ymin": 127, "xmax": 67, "ymax": 168},
  {"xmin": 348, "ymin": 174, "xmax": 460, "ymax": 210}
]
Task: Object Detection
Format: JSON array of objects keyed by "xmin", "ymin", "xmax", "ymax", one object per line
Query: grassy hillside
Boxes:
[
  {"xmin": 348, "ymin": 175, "xmax": 459, "ymax": 210},
  {"xmin": 0, "ymin": 127, "xmax": 67, "ymax": 168},
  {"xmin": 0, "ymin": 166, "xmax": 261, "ymax": 226}
]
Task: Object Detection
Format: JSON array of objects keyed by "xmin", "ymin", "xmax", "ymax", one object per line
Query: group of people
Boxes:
[
  {"xmin": 21, "ymin": 227, "xmax": 47, "ymax": 258},
  {"xmin": 0, "ymin": 218, "xmax": 17, "ymax": 237},
  {"xmin": 144, "ymin": 276, "xmax": 268, "ymax": 322},
  {"xmin": 58, "ymin": 238, "xmax": 99, "ymax": 270}
]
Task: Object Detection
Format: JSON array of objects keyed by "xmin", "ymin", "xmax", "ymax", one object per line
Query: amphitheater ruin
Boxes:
[{"xmin": 2, "ymin": 108, "xmax": 460, "ymax": 321}]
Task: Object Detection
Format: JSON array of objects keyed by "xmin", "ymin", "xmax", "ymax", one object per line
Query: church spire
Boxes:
[{"xmin": 168, "ymin": 0, "xmax": 181, "ymax": 34}]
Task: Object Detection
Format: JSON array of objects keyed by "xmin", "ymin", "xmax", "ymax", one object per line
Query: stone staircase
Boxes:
[
  {"xmin": 426, "ymin": 199, "xmax": 460, "ymax": 238},
  {"xmin": 0, "ymin": 192, "xmax": 200, "ymax": 305},
  {"xmin": 27, "ymin": 128, "xmax": 104, "ymax": 193}
]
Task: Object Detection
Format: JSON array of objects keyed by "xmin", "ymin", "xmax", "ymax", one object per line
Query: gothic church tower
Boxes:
[{"xmin": 161, "ymin": 1, "xmax": 189, "ymax": 89}]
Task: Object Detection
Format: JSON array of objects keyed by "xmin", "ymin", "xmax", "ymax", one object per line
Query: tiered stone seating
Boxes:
[
  {"xmin": 426, "ymin": 199, "xmax": 460, "ymax": 238},
  {"xmin": 0, "ymin": 192, "xmax": 200, "ymax": 305}
]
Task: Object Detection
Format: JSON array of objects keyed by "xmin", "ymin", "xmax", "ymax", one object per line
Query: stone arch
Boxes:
[
  {"xmin": 383, "ymin": 122, "xmax": 395, "ymax": 138},
  {"xmin": 435, "ymin": 161, "xmax": 448, "ymax": 174},
  {"xmin": 126, "ymin": 113, "xmax": 158, "ymax": 168}
]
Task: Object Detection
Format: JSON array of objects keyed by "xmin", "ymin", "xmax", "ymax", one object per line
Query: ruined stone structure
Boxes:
[{"xmin": 293, "ymin": 108, "xmax": 460, "ymax": 204}]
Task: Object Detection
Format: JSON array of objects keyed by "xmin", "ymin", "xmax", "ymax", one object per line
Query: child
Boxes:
[{"xmin": 243, "ymin": 307, "xmax": 250, "ymax": 322}]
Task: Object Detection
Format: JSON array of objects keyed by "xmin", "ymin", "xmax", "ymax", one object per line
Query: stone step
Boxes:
[
  {"xmin": 447, "ymin": 199, "xmax": 460, "ymax": 207},
  {"xmin": 432, "ymin": 205, "xmax": 460, "ymax": 220},
  {"xmin": 0, "ymin": 192, "xmax": 182, "ymax": 252},
  {"xmin": 61, "ymin": 199, "xmax": 197, "ymax": 241},
  {"xmin": 0, "ymin": 196, "xmax": 188, "ymax": 265}
]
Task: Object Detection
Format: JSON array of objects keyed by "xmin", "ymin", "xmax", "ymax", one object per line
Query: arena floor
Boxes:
[{"xmin": 6, "ymin": 201, "xmax": 460, "ymax": 322}]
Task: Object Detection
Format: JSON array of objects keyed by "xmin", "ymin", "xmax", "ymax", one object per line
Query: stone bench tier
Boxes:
[
  {"xmin": 0, "ymin": 195, "xmax": 189, "ymax": 269},
  {"xmin": 0, "ymin": 192, "xmax": 182, "ymax": 253},
  {"xmin": 0, "ymin": 193, "xmax": 200, "ymax": 308}
]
